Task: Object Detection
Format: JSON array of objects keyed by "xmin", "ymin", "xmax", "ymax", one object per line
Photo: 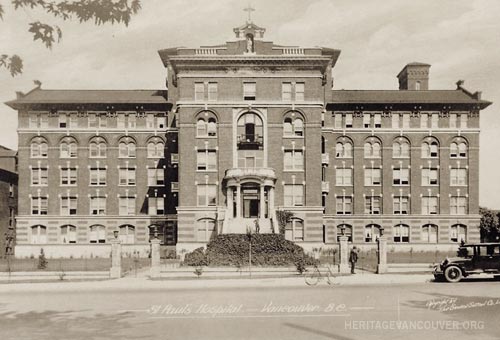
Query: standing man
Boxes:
[{"xmin": 349, "ymin": 246, "xmax": 358, "ymax": 274}]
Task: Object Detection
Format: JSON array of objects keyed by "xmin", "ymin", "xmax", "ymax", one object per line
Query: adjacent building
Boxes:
[
  {"xmin": 0, "ymin": 145, "xmax": 17, "ymax": 257},
  {"xmin": 5, "ymin": 20, "xmax": 491, "ymax": 258}
]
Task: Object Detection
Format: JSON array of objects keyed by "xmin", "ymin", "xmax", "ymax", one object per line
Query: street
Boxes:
[{"xmin": 1, "ymin": 278, "xmax": 500, "ymax": 340}]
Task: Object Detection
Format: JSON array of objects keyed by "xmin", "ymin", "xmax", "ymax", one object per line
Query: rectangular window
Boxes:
[
  {"xmin": 422, "ymin": 168, "xmax": 438, "ymax": 186},
  {"xmin": 335, "ymin": 168, "xmax": 352, "ymax": 186},
  {"xmin": 334, "ymin": 114, "xmax": 342, "ymax": 128},
  {"xmin": 194, "ymin": 82, "xmax": 205, "ymax": 101},
  {"xmin": 197, "ymin": 150, "xmax": 217, "ymax": 171},
  {"xmin": 31, "ymin": 196, "xmax": 48, "ymax": 215},
  {"xmin": 69, "ymin": 115, "xmax": 78, "ymax": 128},
  {"xmin": 146, "ymin": 114, "xmax": 155, "ymax": 129},
  {"xmin": 391, "ymin": 114, "xmax": 399, "ymax": 129},
  {"xmin": 450, "ymin": 196, "xmax": 467, "ymax": 215},
  {"xmin": 208, "ymin": 82, "xmax": 218, "ymax": 101},
  {"xmin": 420, "ymin": 113, "xmax": 428, "ymax": 128},
  {"xmin": 336, "ymin": 196, "xmax": 352, "ymax": 215},
  {"xmin": 90, "ymin": 196, "xmax": 106, "ymax": 215},
  {"xmin": 147, "ymin": 168, "xmax": 165, "ymax": 186},
  {"xmin": 284, "ymin": 150, "xmax": 304, "ymax": 171},
  {"xmin": 459, "ymin": 114, "xmax": 468, "ymax": 129},
  {"xmin": 29, "ymin": 115, "xmax": 39, "ymax": 128},
  {"xmin": 374, "ymin": 114, "xmax": 382, "ymax": 128},
  {"xmin": 40, "ymin": 114, "xmax": 48, "ymax": 128},
  {"xmin": 363, "ymin": 113, "xmax": 371, "ymax": 128},
  {"xmin": 284, "ymin": 184, "xmax": 304, "ymax": 206},
  {"xmin": 118, "ymin": 196, "xmax": 135, "ymax": 216},
  {"xmin": 393, "ymin": 196, "xmax": 409, "ymax": 214},
  {"xmin": 243, "ymin": 82, "xmax": 256, "ymax": 100},
  {"xmin": 127, "ymin": 115, "xmax": 136, "ymax": 129},
  {"xmin": 345, "ymin": 113, "xmax": 353, "ymax": 128},
  {"xmin": 282, "ymin": 82, "xmax": 292, "ymax": 101},
  {"xmin": 119, "ymin": 167, "xmax": 136, "ymax": 186},
  {"xmin": 157, "ymin": 116, "xmax": 166, "ymax": 129},
  {"xmin": 422, "ymin": 196, "xmax": 438, "ymax": 215},
  {"xmin": 60, "ymin": 167, "xmax": 77, "ymax": 186},
  {"xmin": 148, "ymin": 197, "xmax": 165, "ymax": 215},
  {"xmin": 88, "ymin": 113, "xmax": 97, "ymax": 128},
  {"xmin": 89, "ymin": 167, "xmax": 106, "ymax": 186},
  {"xmin": 449, "ymin": 113, "xmax": 457, "ymax": 128},
  {"xmin": 59, "ymin": 114, "xmax": 67, "ymax": 128},
  {"xmin": 117, "ymin": 114, "xmax": 126, "ymax": 129},
  {"xmin": 364, "ymin": 168, "xmax": 381, "ymax": 186},
  {"xmin": 31, "ymin": 167, "xmax": 48, "ymax": 186},
  {"xmin": 295, "ymin": 82, "xmax": 305, "ymax": 101},
  {"xmin": 197, "ymin": 184, "xmax": 217, "ymax": 206},
  {"xmin": 365, "ymin": 196, "xmax": 381, "ymax": 215},
  {"xmin": 450, "ymin": 168, "xmax": 467, "ymax": 186},
  {"xmin": 431, "ymin": 113, "xmax": 439, "ymax": 128},
  {"xmin": 61, "ymin": 196, "xmax": 77, "ymax": 215},
  {"xmin": 402, "ymin": 113, "xmax": 410, "ymax": 129},
  {"xmin": 393, "ymin": 168, "xmax": 410, "ymax": 185},
  {"xmin": 99, "ymin": 115, "xmax": 107, "ymax": 128}
]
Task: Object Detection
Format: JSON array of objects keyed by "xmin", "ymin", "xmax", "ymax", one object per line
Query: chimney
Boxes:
[{"xmin": 397, "ymin": 62, "xmax": 431, "ymax": 90}]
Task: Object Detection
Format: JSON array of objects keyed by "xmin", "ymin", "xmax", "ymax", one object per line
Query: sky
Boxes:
[{"xmin": 0, "ymin": 0, "xmax": 499, "ymax": 208}]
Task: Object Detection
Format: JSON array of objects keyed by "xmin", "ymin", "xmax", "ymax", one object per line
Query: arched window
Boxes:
[
  {"xmin": 147, "ymin": 138, "xmax": 165, "ymax": 158},
  {"xmin": 364, "ymin": 140, "xmax": 381, "ymax": 158},
  {"xmin": 207, "ymin": 118, "xmax": 217, "ymax": 136},
  {"xmin": 60, "ymin": 225, "xmax": 77, "ymax": 244},
  {"xmin": 393, "ymin": 138, "xmax": 410, "ymax": 158},
  {"xmin": 293, "ymin": 118, "xmax": 304, "ymax": 136},
  {"xmin": 196, "ymin": 218, "xmax": 216, "ymax": 242},
  {"xmin": 393, "ymin": 224, "xmax": 410, "ymax": 243},
  {"xmin": 337, "ymin": 224, "xmax": 352, "ymax": 242},
  {"xmin": 237, "ymin": 112, "xmax": 264, "ymax": 149},
  {"xmin": 60, "ymin": 137, "xmax": 78, "ymax": 158},
  {"xmin": 30, "ymin": 225, "xmax": 47, "ymax": 244},
  {"xmin": 336, "ymin": 142, "xmax": 353, "ymax": 158},
  {"xmin": 118, "ymin": 138, "xmax": 136, "ymax": 158},
  {"xmin": 450, "ymin": 139, "xmax": 468, "ymax": 158},
  {"xmin": 364, "ymin": 224, "xmax": 381, "ymax": 243},
  {"xmin": 197, "ymin": 119, "xmax": 207, "ymax": 136},
  {"xmin": 422, "ymin": 138, "xmax": 439, "ymax": 158},
  {"xmin": 89, "ymin": 137, "xmax": 107, "ymax": 158},
  {"xmin": 450, "ymin": 224, "xmax": 467, "ymax": 243},
  {"xmin": 422, "ymin": 224, "xmax": 438, "ymax": 243},
  {"xmin": 89, "ymin": 225, "xmax": 106, "ymax": 243},
  {"xmin": 285, "ymin": 218, "xmax": 304, "ymax": 241},
  {"xmin": 119, "ymin": 225, "xmax": 135, "ymax": 244},
  {"xmin": 30, "ymin": 138, "xmax": 48, "ymax": 158},
  {"xmin": 283, "ymin": 118, "xmax": 293, "ymax": 136}
]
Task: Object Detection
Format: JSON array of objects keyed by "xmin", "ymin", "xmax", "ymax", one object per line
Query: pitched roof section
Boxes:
[
  {"xmin": 5, "ymin": 89, "xmax": 168, "ymax": 109},
  {"xmin": 328, "ymin": 88, "xmax": 491, "ymax": 110}
]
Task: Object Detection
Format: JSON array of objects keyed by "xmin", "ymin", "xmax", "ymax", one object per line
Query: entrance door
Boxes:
[{"xmin": 242, "ymin": 186, "xmax": 259, "ymax": 218}]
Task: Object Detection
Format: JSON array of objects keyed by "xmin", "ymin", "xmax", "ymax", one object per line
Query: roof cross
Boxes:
[{"xmin": 244, "ymin": 5, "xmax": 255, "ymax": 22}]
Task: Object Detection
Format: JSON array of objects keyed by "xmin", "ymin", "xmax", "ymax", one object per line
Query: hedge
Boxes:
[{"xmin": 183, "ymin": 234, "xmax": 317, "ymax": 267}]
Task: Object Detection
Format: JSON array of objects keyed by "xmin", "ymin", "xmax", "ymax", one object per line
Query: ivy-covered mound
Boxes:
[{"xmin": 184, "ymin": 234, "xmax": 317, "ymax": 266}]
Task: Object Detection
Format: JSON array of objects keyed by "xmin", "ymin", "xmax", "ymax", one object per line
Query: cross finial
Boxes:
[{"xmin": 244, "ymin": 5, "xmax": 255, "ymax": 23}]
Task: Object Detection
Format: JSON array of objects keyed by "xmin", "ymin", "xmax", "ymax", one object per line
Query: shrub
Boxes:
[
  {"xmin": 183, "ymin": 234, "xmax": 316, "ymax": 267},
  {"xmin": 194, "ymin": 266, "xmax": 203, "ymax": 278}
]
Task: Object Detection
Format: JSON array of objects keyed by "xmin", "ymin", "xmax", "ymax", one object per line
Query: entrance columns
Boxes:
[
  {"xmin": 338, "ymin": 236, "xmax": 350, "ymax": 274},
  {"xmin": 269, "ymin": 187, "xmax": 275, "ymax": 212},
  {"xmin": 259, "ymin": 185, "xmax": 266, "ymax": 218},
  {"xmin": 235, "ymin": 184, "xmax": 241, "ymax": 218},
  {"xmin": 227, "ymin": 187, "xmax": 234, "ymax": 218}
]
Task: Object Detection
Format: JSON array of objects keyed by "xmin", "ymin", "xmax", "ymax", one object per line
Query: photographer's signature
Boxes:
[{"xmin": 426, "ymin": 297, "xmax": 500, "ymax": 312}]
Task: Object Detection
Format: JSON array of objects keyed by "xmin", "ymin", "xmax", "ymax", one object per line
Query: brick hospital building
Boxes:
[{"xmin": 6, "ymin": 20, "xmax": 491, "ymax": 258}]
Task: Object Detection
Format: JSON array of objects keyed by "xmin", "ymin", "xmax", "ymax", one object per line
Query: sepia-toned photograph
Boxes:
[{"xmin": 1, "ymin": 1, "xmax": 499, "ymax": 339}]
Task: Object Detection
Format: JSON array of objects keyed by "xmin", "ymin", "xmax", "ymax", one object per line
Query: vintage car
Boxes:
[{"xmin": 434, "ymin": 243, "xmax": 500, "ymax": 282}]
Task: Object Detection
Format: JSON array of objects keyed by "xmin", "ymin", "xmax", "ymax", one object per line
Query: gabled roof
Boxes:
[{"xmin": 5, "ymin": 88, "xmax": 168, "ymax": 109}]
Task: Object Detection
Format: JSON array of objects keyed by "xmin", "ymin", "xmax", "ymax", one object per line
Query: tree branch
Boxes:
[{"xmin": 0, "ymin": 54, "xmax": 24, "ymax": 76}]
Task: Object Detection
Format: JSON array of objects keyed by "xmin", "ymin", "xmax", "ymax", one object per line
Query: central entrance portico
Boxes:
[{"xmin": 223, "ymin": 168, "xmax": 276, "ymax": 234}]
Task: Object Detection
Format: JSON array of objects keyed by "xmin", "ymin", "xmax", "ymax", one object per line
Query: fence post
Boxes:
[
  {"xmin": 377, "ymin": 236, "xmax": 388, "ymax": 274},
  {"xmin": 338, "ymin": 236, "xmax": 350, "ymax": 274},
  {"xmin": 110, "ymin": 237, "xmax": 122, "ymax": 279},
  {"xmin": 150, "ymin": 238, "xmax": 161, "ymax": 278}
]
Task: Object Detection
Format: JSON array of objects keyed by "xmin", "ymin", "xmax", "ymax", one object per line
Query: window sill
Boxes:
[
  {"xmin": 283, "ymin": 169, "xmax": 305, "ymax": 172},
  {"xmin": 196, "ymin": 170, "xmax": 218, "ymax": 173},
  {"xmin": 196, "ymin": 135, "xmax": 218, "ymax": 139}
]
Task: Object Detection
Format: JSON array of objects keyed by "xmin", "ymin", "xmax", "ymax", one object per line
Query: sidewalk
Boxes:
[{"xmin": 0, "ymin": 270, "xmax": 434, "ymax": 293}]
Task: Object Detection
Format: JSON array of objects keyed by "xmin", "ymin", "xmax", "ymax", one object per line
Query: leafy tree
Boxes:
[
  {"xmin": 0, "ymin": 0, "xmax": 141, "ymax": 76},
  {"xmin": 479, "ymin": 207, "xmax": 499, "ymax": 242},
  {"xmin": 275, "ymin": 209, "xmax": 294, "ymax": 235}
]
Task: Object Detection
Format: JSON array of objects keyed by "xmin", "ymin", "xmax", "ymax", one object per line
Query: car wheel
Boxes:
[{"xmin": 444, "ymin": 266, "xmax": 463, "ymax": 283}]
